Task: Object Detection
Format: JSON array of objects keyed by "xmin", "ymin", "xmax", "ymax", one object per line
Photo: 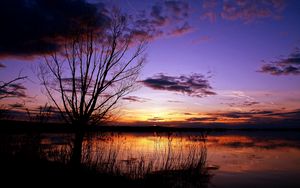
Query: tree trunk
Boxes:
[{"xmin": 70, "ymin": 130, "xmax": 84, "ymax": 169}]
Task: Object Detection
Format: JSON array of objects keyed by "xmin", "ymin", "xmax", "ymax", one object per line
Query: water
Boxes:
[
  {"xmin": 1, "ymin": 130, "xmax": 300, "ymax": 187},
  {"xmin": 205, "ymin": 131, "xmax": 300, "ymax": 188}
]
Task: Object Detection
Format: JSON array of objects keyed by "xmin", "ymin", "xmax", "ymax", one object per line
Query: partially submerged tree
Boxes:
[{"xmin": 38, "ymin": 11, "xmax": 147, "ymax": 127}]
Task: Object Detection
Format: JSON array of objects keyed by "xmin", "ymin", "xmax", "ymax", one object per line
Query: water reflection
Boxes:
[
  {"xmin": 44, "ymin": 132, "xmax": 209, "ymax": 179},
  {"xmin": 1, "ymin": 131, "xmax": 300, "ymax": 187},
  {"xmin": 205, "ymin": 132, "xmax": 300, "ymax": 188}
]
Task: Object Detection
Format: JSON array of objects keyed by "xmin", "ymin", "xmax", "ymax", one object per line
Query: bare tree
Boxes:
[
  {"xmin": 0, "ymin": 64, "xmax": 27, "ymax": 119},
  {"xmin": 38, "ymin": 12, "xmax": 147, "ymax": 127},
  {"xmin": 0, "ymin": 64, "xmax": 27, "ymax": 100}
]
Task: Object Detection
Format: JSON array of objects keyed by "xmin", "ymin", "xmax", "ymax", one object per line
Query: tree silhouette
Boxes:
[
  {"xmin": 0, "ymin": 65, "xmax": 26, "ymax": 119},
  {"xmin": 38, "ymin": 12, "xmax": 147, "ymax": 127},
  {"xmin": 0, "ymin": 64, "xmax": 26, "ymax": 100},
  {"xmin": 38, "ymin": 11, "xmax": 147, "ymax": 167}
]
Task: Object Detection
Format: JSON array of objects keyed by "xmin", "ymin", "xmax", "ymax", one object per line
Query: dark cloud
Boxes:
[
  {"xmin": 54, "ymin": 77, "xmax": 83, "ymax": 93},
  {"xmin": 243, "ymin": 101, "xmax": 260, "ymax": 106},
  {"xmin": 61, "ymin": 77, "xmax": 82, "ymax": 86},
  {"xmin": 0, "ymin": 82, "xmax": 27, "ymax": 99},
  {"xmin": 201, "ymin": 0, "xmax": 285, "ymax": 23},
  {"xmin": 150, "ymin": 4, "xmax": 168, "ymax": 27},
  {"xmin": 134, "ymin": 0, "xmax": 192, "ymax": 39},
  {"xmin": 122, "ymin": 96, "xmax": 150, "ymax": 103},
  {"xmin": 0, "ymin": 0, "xmax": 193, "ymax": 58},
  {"xmin": 223, "ymin": 101, "xmax": 260, "ymax": 107},
  {"xmin": 0, "ymin": 63, "xmax": 6, "ymax": 68},
  {"xmin": 164, "ymin": 1, "xmax": 190, "ymax": 20},
  {"xmin": 259, "ymin": 49, "xmax": 300, "ymax": 75},
  {"xmin": 183, "ymin": 112, "xmax": 193, "ymax": 115},
  {"xmin": 148, "ymin": 117, "xmax": 164, "ymax": 122},
  {"xmin": 31, "ymin": 105, "xmax": 60, "ymax": 113},
  {"xmin": 270, "ymin": 109, "xmax": 300, "ymax": 120},
  {"xmin": 59, "ymin": 77, "xmax": 108, "ymax": 96},
  {"xmin": 225, "ymin": 0, "xmax": 284, "ymax": 22},
  {"xmin": 167, "ymin": 100, "xmax": 182, "ymax": 103},
  {"xmin": 140, "ymin": 73, "xmax": 216, "ymax": 97},
  {"xmin": 259, "ymin": 64, "xmax": 300, "ymax": 75},
  {"xmin": 8, "ymin": 83, "xmax": 26, "ymax": 90},
  {"xmin": 9, "ymin": 103, "xmax": 25, "ymax": 109},
  {"xmin": 210, "ymin": 109, "xmax": 300, "ymax": 122},
  {"xmin": 217, "ymin": 110, "xmax": 274, "ymax": 119},
  {"xmin": 0, "ymin": 0, "xmax": 108, "ymax": 58},
  {"xmin": 186, "ymin": 117, "xmax": 217, "ymax": 122},
  {"xmin": 151, "ymin": 1, "xmax": 190, "ymax": 26}
]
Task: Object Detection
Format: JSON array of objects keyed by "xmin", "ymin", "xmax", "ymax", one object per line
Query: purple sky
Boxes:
[{"xmin": 0, "ymin": 0, "xmax": 300, "ymax": 126}]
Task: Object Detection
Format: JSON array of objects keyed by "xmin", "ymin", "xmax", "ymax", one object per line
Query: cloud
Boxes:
[
  {"xmin": 259, "ymin": 48, "xmax": 300, "ymax": 75},
  {"xmin": 150, "ymin": 4, "xmax": 168, "ymax": 27},
  {"xmin": 0, "ymin": 0, "xmax": 193, "ymax": 57},
  {"xmin": 209, "ymin": 109, "xmax": 300, "ymax": 122},
  {"xmin": 140, "ymin": 73, "xmax": 216, "ymax": 97},
  {"xmin": 122, "ymin": 96, "xmax": 150, "ymax": 103},
  {"xmin": 270, "ymin": 109, "xmax": 300, "ymax": 119},
  {"xmin": 150, "ymin": 1, "xmax": 190, "ymax": 26},
  {"xmin": 59, "ymin": 77, "xmax": 116, "ymax": 96},
  {"xmin": 201, "ymin": 0, "xmax": 285, "ymax": 23},
  {"xmin": 242, "ymin": 101, "xmax": 260, "ymax": 106},
  {"xmin": 200, "ymin": 0, "xmax": 218, "ymax": 22},
  {"xmin": 202, "ymin": 0, "xmax": 218, "ymax": 9},
  {"xmin": 221, "ymin": 0, "xmax": 285, "ymax": 23},
  {"xmin": 130, "ymin": 29, "xmax": 163, "ymax": 42},
  {"xmin": 56, "ymin": 77, "xmax": 85, "ymax": 94},
  {"xmin": 217, "ymin": 110, "xmax": 274, "ymax": 119},
  {"xmin": 164, "ymin": 1, "xmax": 190, "ymax": 20},
  {"xmin": 186, "ymin": 117, "xmax": 217, "ymax": 122},
  {"xmin": 259, "ymin": 64, "xmax": 300, "ymax": 75},
  {"xmin": 0, "ymin": 82, "xmax": 27, "ymax": 98},
  {"xmin": 167, "ymin": 100, "xmax": 182, "ymax": 103},
  {"xmin": 223, "ymin": 100, "xmax": 260, "ymax": 108},
  {"xmin": 147, "ymin": 117, "xmax": 164, "ymax": 122},
  {"xmin": 169, "ymin": 22, "xmax": 194, "ymax": 37},
  {"xmin": 0, "ymin": 0, "xmax": 108, "ymax": 58},
  {"xmin": 31, "ymin": 105, "xmax": 60, "ymax": 113},
  {"xmin": 0, "ymin": 63, "xmax": 6, "ymax": 68},
  {"xmin": 134, "ymin": 1, "xmax": 192, "ymax": 40},
  {"xmin": 9, "ymin": 102, "xmax": 25, "ymax": 109}
]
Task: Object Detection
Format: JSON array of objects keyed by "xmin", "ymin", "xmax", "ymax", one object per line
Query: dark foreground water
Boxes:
[{"xmin": 1, "ymin": 130, "xmax": 300, "ymax": 187}]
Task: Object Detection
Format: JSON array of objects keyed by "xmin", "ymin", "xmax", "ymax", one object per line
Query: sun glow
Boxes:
[{"xmin": 119, "ymin": 107, "xmax": 190, "ymax": 123}]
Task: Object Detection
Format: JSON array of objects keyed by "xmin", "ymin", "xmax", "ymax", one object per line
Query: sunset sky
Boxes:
[{"xmin": 0, "ymin": 0, "xmax": 300, "ymax": 127}]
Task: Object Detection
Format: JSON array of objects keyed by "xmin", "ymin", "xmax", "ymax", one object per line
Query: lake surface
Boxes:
[{"xmin": 2, "ymin": 130, "xmax": 300, "ymax": 187}]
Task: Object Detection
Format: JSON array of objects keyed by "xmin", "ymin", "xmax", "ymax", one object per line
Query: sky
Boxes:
[{"xmin": 0, "ymin": 0, "xmax": 300, "ymax": 127}]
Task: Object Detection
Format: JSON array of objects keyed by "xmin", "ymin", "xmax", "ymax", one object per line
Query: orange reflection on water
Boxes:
[
  {"xmin": 207, "ymin": 136, "xmax": 300, "ymax": 172},
  {"xmin": 81, "ymin": 133, "xmax": 300, "ymax": 173},
  {"xmin": 40, "ymin": 131, "xmax": 300, "ymax": 187}
]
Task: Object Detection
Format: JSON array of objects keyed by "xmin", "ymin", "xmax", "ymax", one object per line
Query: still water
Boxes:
[{"xmin": 3, "ymin": 130, "xmax": 300, "ymax": 187}]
